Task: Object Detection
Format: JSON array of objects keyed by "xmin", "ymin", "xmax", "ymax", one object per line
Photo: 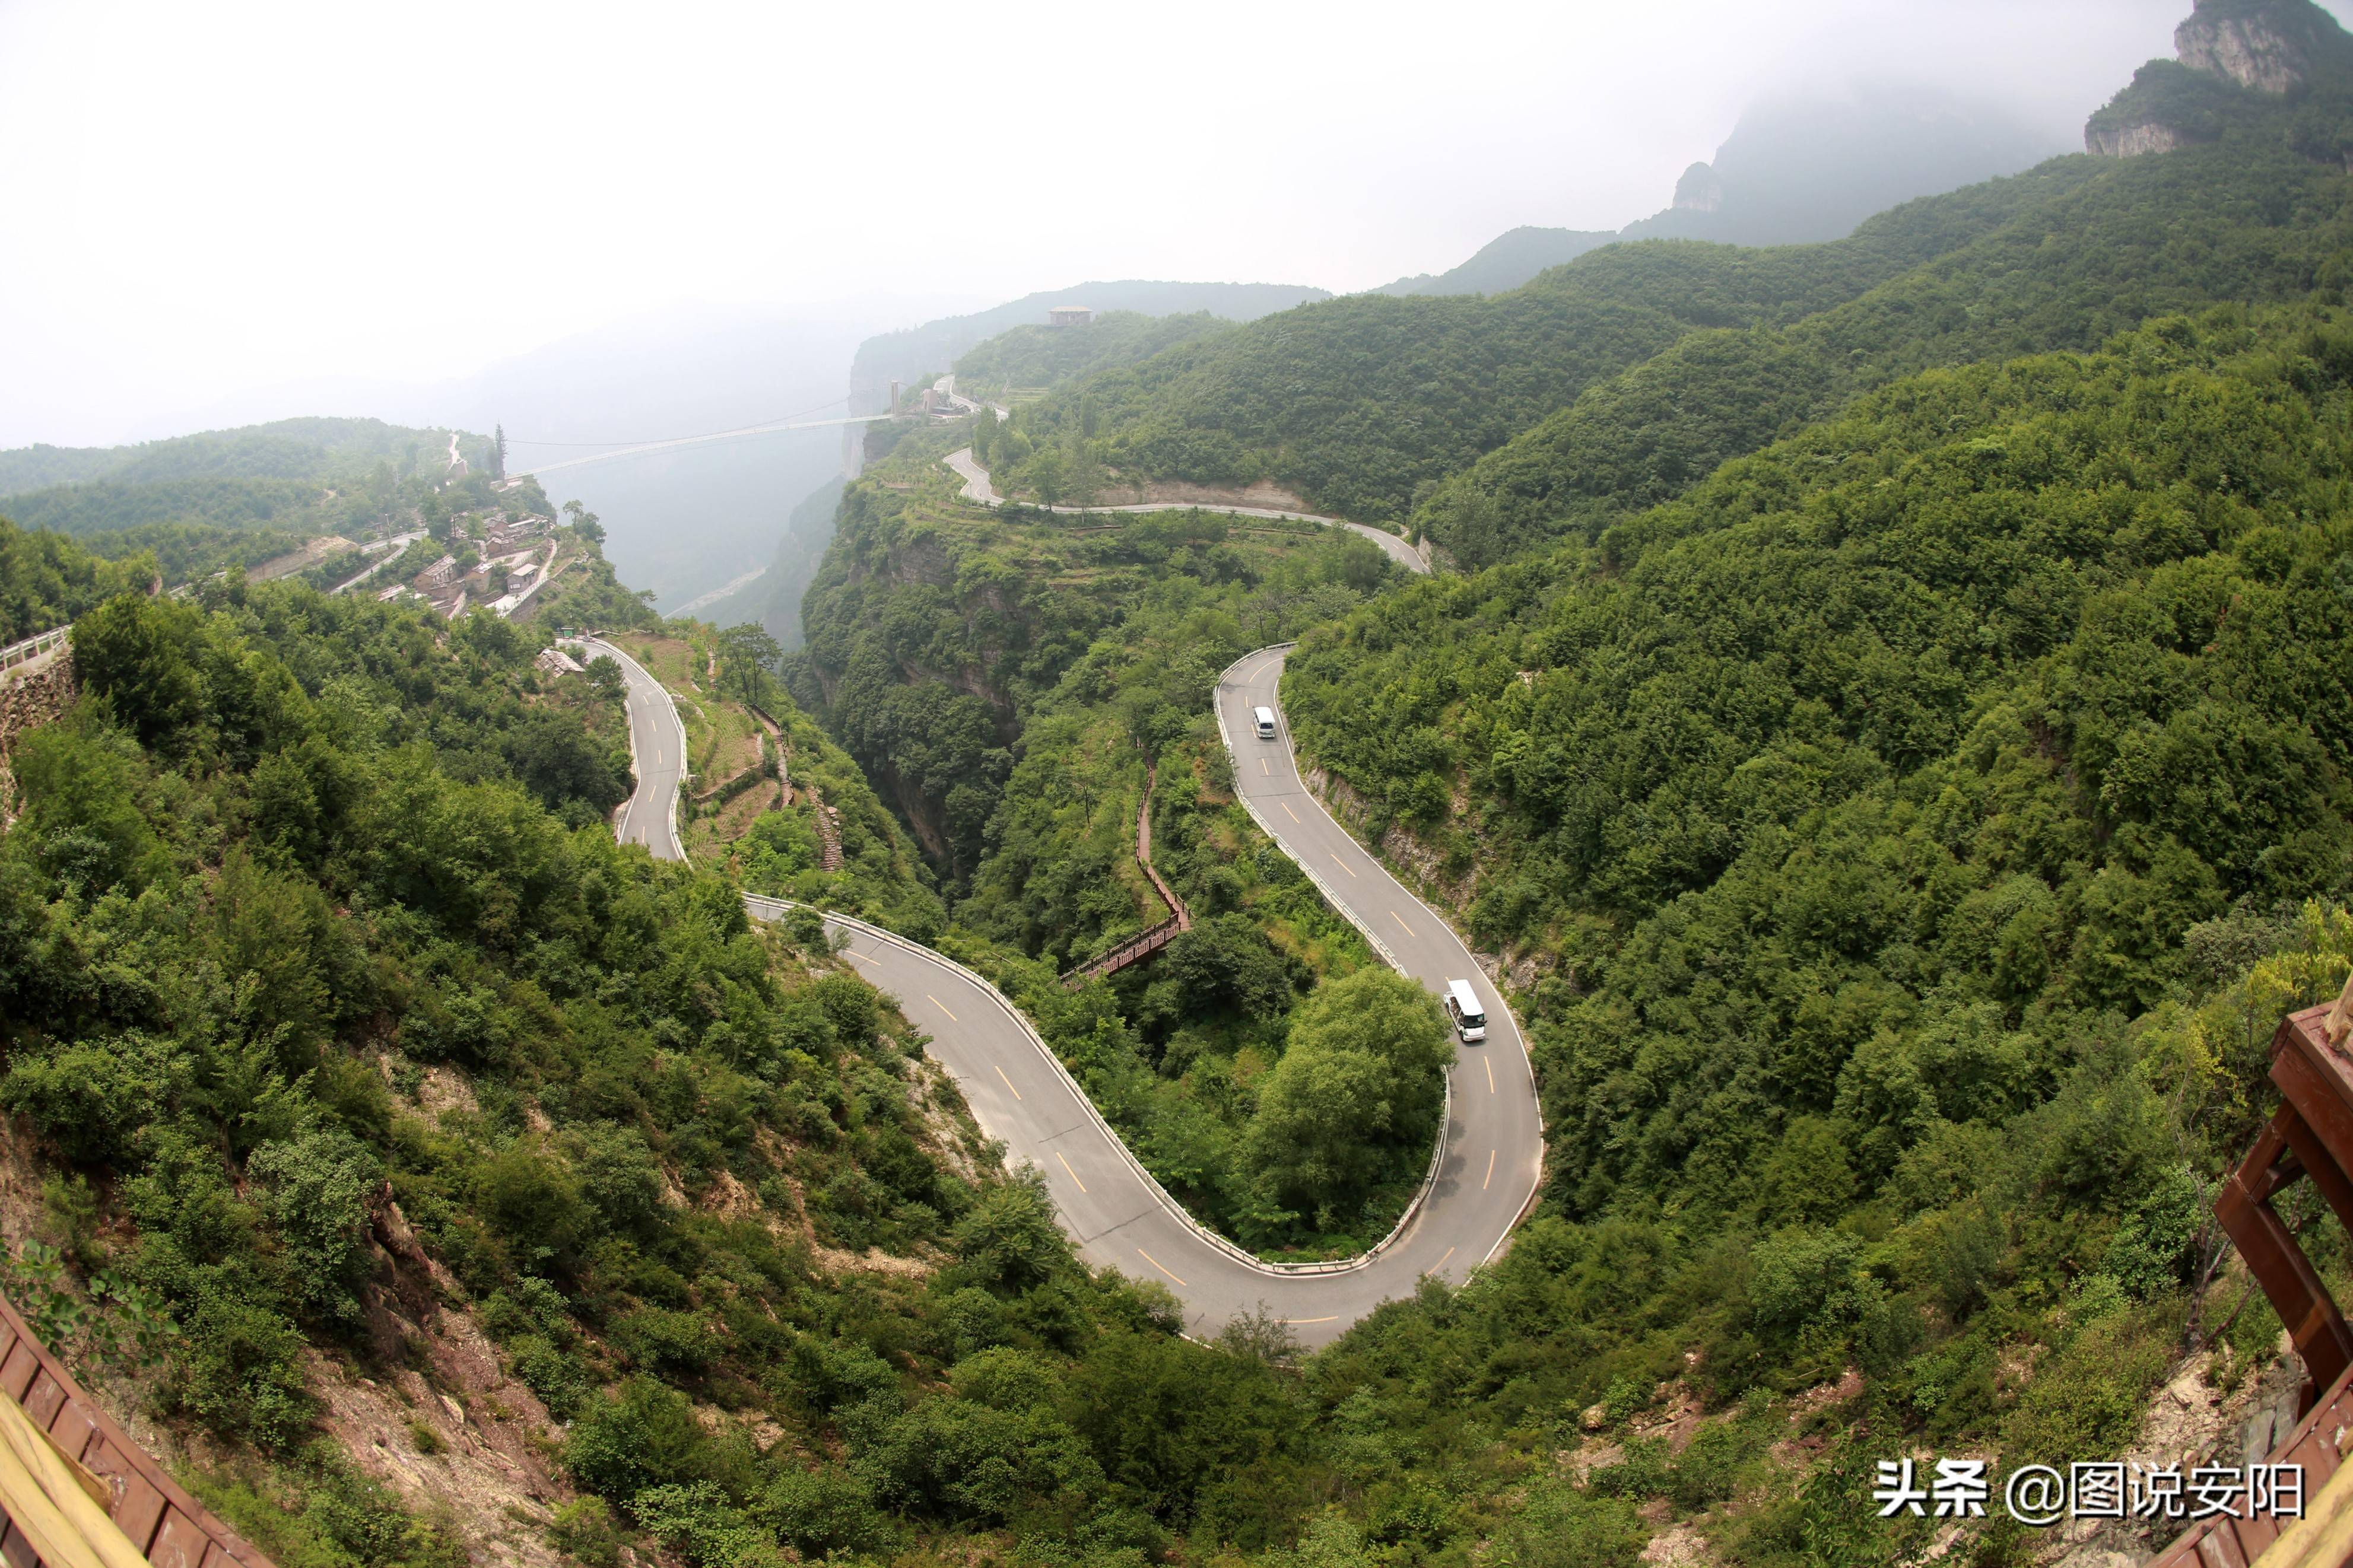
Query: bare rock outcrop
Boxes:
[
  {"xmin": 2086, "ymin": 120, "xmax": 2192, "ymax": 158},
  {"xmin": 2177, "ymin": 1, "xmax": 2322, "ymax": 93}
]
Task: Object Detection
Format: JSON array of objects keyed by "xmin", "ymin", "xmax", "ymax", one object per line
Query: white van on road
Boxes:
[
  {"xmin": 1253, "ymin": 705, "xmax": 1277, "ymax": 740},
  {"xmin": 1445, "ymin": 979, "xmax": 1487, "ymax": 1043}
]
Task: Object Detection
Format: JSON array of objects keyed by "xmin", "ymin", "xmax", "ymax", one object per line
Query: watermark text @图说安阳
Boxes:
[{"xmin": 1872, "ymin": 1459, "xmax": 2303, "ymax": 1527}]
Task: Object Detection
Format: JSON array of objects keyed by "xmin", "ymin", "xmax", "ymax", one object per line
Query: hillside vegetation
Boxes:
[
  {"xmin": 794, "ymin": 423, "xmax": 1403, "ymax": 883},
  {"xmin": 984, "ymin": 59, "xmax": 2353, "ymax": 566},
  {"xmin": 1420, "ymin": 113, "xmax": 2353, "ymax": 567},
  {"xmin": 0, "ymin": 418, "xmax": 506, "ymax": 590},
  {"xmin": 979, "ymin": 170, "xmax": 2098, "ymax": 521},
  {"xmin": 984, "ymin": 167, "xmax": 2095, "ymax": 520},
  {"xmin": 0, "ymin": 417, "xmax": 473, "ymax": 498},
  {"xmin": 22, "ymin": 5, "xmax": 2353, "ymax": 1567},
  {"xmin": 795, "ymin": 430, "xmax": 1448, "ymax": 1256},
  {"xmin": 0, "ymin": 546, "xmax": 1288, "ymax": 1566},
  {"xmin": 0, "ymin": 519, "xmax": 157, "ymax": 643},
  {"xmin": 951, "ymin": 310, "xmax": 1238, "ymax": 401},
  {"xmin": 1281, "ymin": 302, "xmax": 2353, "ymax": 1483}
]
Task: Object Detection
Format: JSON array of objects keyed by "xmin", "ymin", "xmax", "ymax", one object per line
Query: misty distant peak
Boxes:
[
  {"xmin": 1670, "ymin": 163, "xmax": 1724, "ymax": 214},
  {"xmin": 1618, "ymin": 83, "xmax": 2067, "ymax": 249},
  {"xmin": 1379, "ymin": 82, "xmax": 2065, "ymax": 298}
]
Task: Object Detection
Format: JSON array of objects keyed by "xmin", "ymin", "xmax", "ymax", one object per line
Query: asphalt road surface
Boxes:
[
  {"xmin": 589, "ymin": 622, "xmax": 1540, "ymax": 1347},
  {"xmin": 580, "ymin": 637, "xmax": 685, "ymax": 861},
  {"xmin": 1209, "ymin": 649, "xmax": 1546, "ymax": 1303}
]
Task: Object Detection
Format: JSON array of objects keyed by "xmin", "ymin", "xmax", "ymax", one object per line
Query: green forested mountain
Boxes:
[
  {"xmin": 1373, "ymin": 225, "xmax": 1620, "ymax": 298},
  {"xmin": 1419, "ymin": 115, "xmax": 2353, "ymax": 566},
  {"xmin": 848, "ymin": 281, "xmax": 1333, "ymax": 411},
  {"xmin": 799, "ymin": 304, "xmax": 2353, "ymax": 1561},
  {"xmin": 987, "ymin": 44, "xmax": 2351, "ymax": 551},
  {"xmin": 0, "ymin": 417, "xmax": 473, "ymax": 497},
  {"xmin": 21, "ymin": 4, "xmax": 2353, "ymax": 1566},
  {"xmin": 9, "ymin": 474, "xmax": 394, "ymax": 539},
  {"xmin": 950, "ymin": 310, "xmax": 1238, "ymax": 399},
  {"xmin": 0, "ymin": 417, "xmax": 504, "ymax": 590},
  {"xmin": 1278, "ymin": 302, "xmax": 2353, "ymax": 1478},
  {"xmin": 985, "ymin": 165, "xmax": 2097, "ymax": 519}
]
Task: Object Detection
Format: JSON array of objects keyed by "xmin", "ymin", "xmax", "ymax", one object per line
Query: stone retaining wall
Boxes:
[{"xmin": 0, "ymin": 647, "xmax": 77, "ymax": 828}]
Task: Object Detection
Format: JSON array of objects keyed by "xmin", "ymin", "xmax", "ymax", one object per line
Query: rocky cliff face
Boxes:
[
  {"xmin": 2088, "ymin": 0, "xmax": 2353, "ymax": 155},
  {"xmin": 2177, "ymin": 0, "xmax": 2328, "ymax": 93},
  {"xmin": 2087, "ymin": 120, "xmax": 2193, "ymax": 157}
]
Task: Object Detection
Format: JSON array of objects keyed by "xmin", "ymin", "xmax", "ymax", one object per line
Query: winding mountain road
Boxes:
[
  {"xmin": 578, "ymin": 637, "xmax": 686, "ymax": 861},
  {"xmin": 583, "ymin": 602, "xmax": 1543, "ymax": 1347},
  {"xmin": 942, "ymin": 447, "xmax": 1430, "ymax": 575}
]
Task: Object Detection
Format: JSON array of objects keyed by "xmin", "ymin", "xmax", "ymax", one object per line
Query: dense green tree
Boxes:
[
  {"xmin": 715, "ymin": 622, "xmax": 782, "ymax": 708},
  {"xmin": 1243, "ymin": 968, "xmax": 1452, "ymax": 1227}
]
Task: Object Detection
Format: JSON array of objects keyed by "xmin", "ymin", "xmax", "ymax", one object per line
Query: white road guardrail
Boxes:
[{"xmin": 0, "ymin": 625, "xmax": 70, "ymax": 680}]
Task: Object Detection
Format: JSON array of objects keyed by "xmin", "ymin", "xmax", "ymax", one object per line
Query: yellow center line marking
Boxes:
[
  {"xmin": 1055, "ymin": 1152, "xmax": 1087, "ymax": 1193},
  {"xmin": 1282, "ymin": 1315, "xmax": 1338, "ymax": 1325},
  {"xmin": 1330, "ymin": 853, "xmax": 1357, "ymax": 878},
  {"xmin": 1438, "ymin": 1246, "xmax": 1456, "ymax": 1270},
  {"xmin": 1260, "ymin": 758, "xmax": 1269, "ymax": 774},
  {"xmin": 926, "ymin": 994, "xmax": 958, "ymax": 1022},
  {"xmin": 1138, "ymin": 1248, "xmax": 1187, "ymax": 1287},
  {"xmin": 1390, "ymin": 909, "xmax": 1414, "ymax": 937},
  {"xmin": 843, "ymin": 949, "xmax": 877, "ymax": 966},
  {"xmin": 1485, "ymin": 1057, "xmax": 1495, "ymax": 1094},
  {"xmin": 1484, "ymin": 1149, "xmax": 1496, "ymax": 1189},
  {"xmin": 1281, "ymin": 802, "xmax": 1300, "ymax": 823},
  {"xmin": 992, "ymin": 1063, "xmax": 1023, "ymax": 1101}
]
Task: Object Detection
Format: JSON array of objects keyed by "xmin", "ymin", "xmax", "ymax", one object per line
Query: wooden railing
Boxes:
[
  {"xmin": 1062, "ymin": 914, "xmax": 1186, "ymax": 984},
  {"xmin": 1062, "ymin": 762, "xmax": 1192, "ymax": 985},
  {"xmin": 2152, "ymin": 998, "xmax": 2353, "ymax": 1565},
  {"xmin": 0, "ymin": 1287, "xmax": 272, "ymax": 1566}
]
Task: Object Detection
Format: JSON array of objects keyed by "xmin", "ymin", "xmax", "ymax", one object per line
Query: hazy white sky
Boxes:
[{"xmin": 0, "ymin": 0, "xmax": 2251, "ymax": 447}]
